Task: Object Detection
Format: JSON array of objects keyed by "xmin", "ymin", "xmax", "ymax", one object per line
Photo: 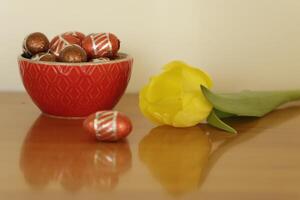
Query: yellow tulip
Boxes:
[{"xmin": 139, "ymin": 61, "xmax": 213, "ymax": 127}]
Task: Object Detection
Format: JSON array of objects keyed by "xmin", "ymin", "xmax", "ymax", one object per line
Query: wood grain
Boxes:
[{"xmin": 0, "ymin": 93, "xmax": 300, "ymax": 200}]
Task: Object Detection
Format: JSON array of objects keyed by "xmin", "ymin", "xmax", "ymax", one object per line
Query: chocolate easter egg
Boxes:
[
  {"xmin": 23, "ymin": 32, "xmax": 49, "ymax": 56},
  {"xmin": 50, "ymin": 34, "xmax": 81, "ymax": 57},
  {"xmin": 82, "ymin": 33, "xmax": 120, "ymax": 59},
  {"xmin": 90, "ymin": 57, "xmax": 110, "ymax": 63},
  {"xmin": 58, "ymin": 45, "xmax": 87, "ymax": 63},
  {"xmin": 62, "ymin": 31, "xmax": 85, "ymax": 42},
  {"xmin": 32, "ymin": 52, "xmax": 56, "ymax": 62},
  {"xmin": 83, "ymin": 111, "xmax": 132, "ymax": 142}
]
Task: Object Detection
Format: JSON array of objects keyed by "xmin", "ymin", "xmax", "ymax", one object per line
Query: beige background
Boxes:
[{"xmin": 0, "ymin": 0, "xmax": 300, "ymax": 93}]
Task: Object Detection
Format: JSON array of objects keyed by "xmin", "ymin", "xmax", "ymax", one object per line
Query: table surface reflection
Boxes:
[{"xmin": 0, "ymin": 93, "xmax": 300, "ymax": 200}]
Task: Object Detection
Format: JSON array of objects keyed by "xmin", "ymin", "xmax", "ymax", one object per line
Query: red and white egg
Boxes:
[
  {"xmin": 62, "ymin": 31, "xmax": 85, "ymax": 42},
  {"xmin": 49, "ymin": 34, "xmax": 81, "ymax": 57},
  {"xmin": 83, "ymin": 111, "xmax": 132, "ymax": 142},
  {"xmin": 82, "ymin": 33, "xmax": 120, "ymax": 59}
]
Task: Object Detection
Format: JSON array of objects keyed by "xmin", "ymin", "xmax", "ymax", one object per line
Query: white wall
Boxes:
[{"xmin": 1, "ymin": 0, "xmax": 300, "ymax": 92}]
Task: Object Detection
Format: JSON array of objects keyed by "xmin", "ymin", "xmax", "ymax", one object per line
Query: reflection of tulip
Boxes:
[
  {"xmin": 139, "ymin": 126, "xmax": 211, "ymax": 196},
  {"xmin": 20, "ymin": 115, "xmax": 132, "ymax": 192},
  {"xmin": 139, "ymin": 106, "xmax": 300, "ymax": 196}
]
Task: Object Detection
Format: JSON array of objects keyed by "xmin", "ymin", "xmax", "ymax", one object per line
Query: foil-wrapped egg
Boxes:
[
  {"xmin": 82, "ymin": 33, "xmax": 120, "ymax": 59},
  {"xmin": 90, "ymin": 57, "xmax": 111, "ymax": 63},
  {"xmin": 49, "ymin": 34, "xmax": 81, "ymax": 57},
  {"xmin": 23, "ymin": 32, "xmax": 49, "ymax": 56},
  {"xmin": 58, "ymin": 45, "xmax": 87, "ymax": 63},
  {"xmin": 83, "ymin": 111, "xmax": 132, "ymax": 142},
  {"xmin": 31, "ymin": 52, "xmax": 56, "ymax": 62},
  {"xmin": 62, "ymin": 31, "xmax": 85, "ymax": 42}
]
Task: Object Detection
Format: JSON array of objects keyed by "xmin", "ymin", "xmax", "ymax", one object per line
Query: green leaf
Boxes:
[
  {"xmin": 213, "ymin": 109, "xmax": 235, "ymax": 118},
  {"xmin": 201, "ymin": 86, "xmax": 300, "ymax": 117},
  {"xmin": 207, "ymin": 110, "xmax": 237, "ymax": 134}
]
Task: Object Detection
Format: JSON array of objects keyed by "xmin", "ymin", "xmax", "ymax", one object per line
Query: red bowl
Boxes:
[{"xmin": 18, "ymin": 53, "xmax": 133, "ymax": 118}]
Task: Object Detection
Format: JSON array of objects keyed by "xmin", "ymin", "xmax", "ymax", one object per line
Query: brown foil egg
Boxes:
[
  {"xmin": 82, "ymin": 33, "xmax": 120, "ymax": 59},
  {"xmin": 32, "ymin": 52, "xmax": 56, "ymax": 62},
  {"xmin": 58, "ymin": 45, "xmax": 87, "ymax": 63},
  {"xmin": 83, "ymin": 111, "xmax": 132, "ymax": 142},
  {"xmin": 23, "ymin": 32, "xmax": 50, "ymax": 56}
]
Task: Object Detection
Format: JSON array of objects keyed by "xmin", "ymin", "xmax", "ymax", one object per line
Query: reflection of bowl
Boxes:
[
  {"xmin": 18, "ymin": 53, "xmax": 133, "ymax": 118},
  {"xmin": 20, "ymin": 115, "xmax": 132, "ymax": 191}
]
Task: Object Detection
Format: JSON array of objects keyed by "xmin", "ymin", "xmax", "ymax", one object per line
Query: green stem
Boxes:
[{"xmin": 285, "ymin": 90, "xmax": 300, "ymax": 101}]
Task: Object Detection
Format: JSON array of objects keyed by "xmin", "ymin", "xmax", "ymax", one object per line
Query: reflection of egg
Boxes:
[
  {"xmin": 83, "ymin": 111, "xmax": 132, "ymax": 142},
  {"xmin": 20, "ymin": 115, "xmax": 132, "ymax": 191}
]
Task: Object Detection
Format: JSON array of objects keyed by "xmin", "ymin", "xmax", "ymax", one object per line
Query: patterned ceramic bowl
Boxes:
[{"xmin": 18, "ymin": 53, "xmax": 133, "ymax": 118}]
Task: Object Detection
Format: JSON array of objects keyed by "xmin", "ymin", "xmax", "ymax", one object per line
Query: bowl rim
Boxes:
[{"xmin": 18, "ymin": 52, "xmax": 133, "ymax": 66}]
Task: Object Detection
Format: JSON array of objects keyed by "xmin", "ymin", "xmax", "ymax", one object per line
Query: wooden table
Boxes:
[{"xmin": 1, "ymin": 93, "xmax": 300, "ymax": 200}]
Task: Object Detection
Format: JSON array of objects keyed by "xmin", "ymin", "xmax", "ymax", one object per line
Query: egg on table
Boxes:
[{"xmin": 83, "ymin": 111, "xmax": 132, "ymax": 142}]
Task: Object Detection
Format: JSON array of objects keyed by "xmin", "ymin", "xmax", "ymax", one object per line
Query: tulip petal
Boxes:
[
  {"xmin": 139, "ymin": 61, "xmax": 214, "ymax": 127},
  {"xmin": 173, "ymin": 92, "xmax": 212, "ymax": 127},
  {"xmin": 146, "ymin": 66, "xmax": 183, "ymax": 103},
  {"xmin": 139, "ymin": 86, "xmax": 164, "ymax": 124}
]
